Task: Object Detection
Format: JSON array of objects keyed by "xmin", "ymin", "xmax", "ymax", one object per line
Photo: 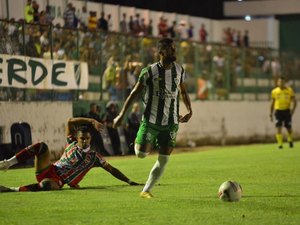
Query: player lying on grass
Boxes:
[{"xmin": 0, "ymin": 117, "xmax": 140, "ymax": 192}]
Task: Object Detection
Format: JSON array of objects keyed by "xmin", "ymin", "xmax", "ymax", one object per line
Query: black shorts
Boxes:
[{"xmin": 275, "ymin": 110, "xmax": 292, "ymax": 129}]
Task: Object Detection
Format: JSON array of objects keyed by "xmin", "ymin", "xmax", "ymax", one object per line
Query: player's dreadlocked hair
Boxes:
[{"xmin": 157, "ymin": 38, "xmax": 174, "ymax": 53}]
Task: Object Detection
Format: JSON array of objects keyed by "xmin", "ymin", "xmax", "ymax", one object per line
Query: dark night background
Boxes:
[{"xmin": 91, "ymin": 0, "xmax": 227, "ymax": 19}]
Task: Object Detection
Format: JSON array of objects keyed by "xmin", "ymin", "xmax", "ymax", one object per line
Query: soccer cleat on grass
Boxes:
[
  {"xmin": 289, "ymin": 142, "xmax": 294, "ymax": 148},
  {"xmin": 0, "ymin": 185, "xmax": 15, "ymax": 192},
  {"xmin": 278, "ymin": 145, "xmax": 283, "ymax": 150},
  {"xmin": 0, "ymin": 160, "xmax": 9, "ymax": 171},
  {"xmin": 140, "ymin": 191, "xmax": 154, "ymax": 198}
]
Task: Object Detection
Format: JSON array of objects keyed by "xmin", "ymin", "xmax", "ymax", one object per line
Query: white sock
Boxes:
[
  {"xmin": 142, "ymin": 154, "xmax": 169, "ymax": 192},
  {"xmin": 6, "ymin": 156, "xmax": 18, "ymax": 168}
]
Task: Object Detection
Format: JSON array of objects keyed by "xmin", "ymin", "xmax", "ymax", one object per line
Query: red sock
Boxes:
[
  {"xmin": 15, "ymin": 142, "xmax": 46, "ymax": 163},
  {"xmin": 19, "ymin": 183, "xmax": 42, "ymax": 192}
]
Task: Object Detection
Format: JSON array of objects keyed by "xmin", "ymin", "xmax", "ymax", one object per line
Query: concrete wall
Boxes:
[
  {"xmin": 1, "ymin": 101, "xmax": 299, "ymax": 152},
  {"xmin": 178, "ymin": 101, "xmax": 300, "ymax": 146},
  {"xmin": 0, "ymin": 102, "xmax": 72, "ymax": 152}
]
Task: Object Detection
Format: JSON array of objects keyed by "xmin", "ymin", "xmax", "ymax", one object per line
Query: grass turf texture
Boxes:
[{"xmin": 0, "ymin": 143, "xmax": 299, "ymax": 225}]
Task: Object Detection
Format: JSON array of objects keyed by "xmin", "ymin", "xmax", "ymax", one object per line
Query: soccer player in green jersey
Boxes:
[
  {"xmin": 0, "ymin": 117, "xmax": 140, "ymax": 192},
  {"xmin": 113, "ymin": 38, "xmax": 193, "ymax": 198}
]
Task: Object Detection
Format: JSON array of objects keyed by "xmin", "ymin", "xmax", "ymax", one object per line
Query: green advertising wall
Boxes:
[{"xmin": 279, "ymin": 15, "xmax": 300, "ymax": 52}]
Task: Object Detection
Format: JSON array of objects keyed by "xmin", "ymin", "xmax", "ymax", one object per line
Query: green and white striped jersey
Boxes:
[{"xmin": 138, "ymin": 61, "xmax": 186, "ymax": 126}]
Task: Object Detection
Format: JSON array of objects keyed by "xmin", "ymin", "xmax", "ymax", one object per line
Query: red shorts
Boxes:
[{"xmin": 36, "ymin": 164, "xmax": 64, "ymax": 188}]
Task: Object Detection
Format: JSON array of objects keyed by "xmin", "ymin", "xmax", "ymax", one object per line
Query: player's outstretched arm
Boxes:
[
  {"xmin": 113, "ymin": 81, "xmax": 144, "ymax": 128},
  {"xmin": 102, "ymin": 163, "xmax": 141, "ymax": 186}
]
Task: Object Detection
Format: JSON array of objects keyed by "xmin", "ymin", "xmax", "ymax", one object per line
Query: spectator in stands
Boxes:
[
  {"xmin": 84, "ymin": 103, "xmax": 106, "ymax": 155},
  {"xmin": 63, "ymin": 3, "xmax": 75, "ymax": 29},
  {"xmin": 44, "ymin": 5, "xmax": 54, "ymax": 25},
  {"xmin": 78, "ymin": 6, "xmax": 88, "ymax": 29},
  {"xmin": 128, "ymin": 15, "xmax": 134, "ymax": 34},
  {"xmin": 232, "ymin": 29, "xmax": 237, "ymax": 46},
  {"xmin": 40, "ymin": 30, "xmax": 49, "ymax": 52},
  {"xmin": 32, "ymin": 1, "xmax": 40, "ymax": 23},
  {"xmin": 243, "ymin": 30, "xmax": 249, "ymax": 47},
  {"xmin": 271, "ymin": 57, "xmax": 282, "ymax": 86},
  {"xmin": 236, "ymin": 30, "xmax": 242, "ymax": 47},
  {"xmin": 97, "ymin": 12, "xmax": 108, "ymax": 32},
  {"xmin": 147, "ymin": 19, "xmax": 153, "ymax": 36},
  {"xmin": 177, "ymin": 20, "xmax": 188, "ymax": 40},
  {"xmin": 115, "ymin": 62, "xmax": 127, "ymax": 100},
  {"xmin": 107, "ymin": 14, "xmax": 113, "ymax": 31},
  {"xmin": 103, "ymin": 56, "xmax": 117, "ymax": 100},
  {"xmin": 39, "ymin": 10, "xmax": 47, "ymax": 25},
  {"xmin": 7, "ymin": 18, "xmax": 17, "ymax": 38},
  {"xmin": 213, "ymin": 52, "xmax": 226, "ymax": 98},
  {"xmin": 120, "ymin": 13, "xmax": 127, "ymax": 33},
  {"xmin": 187, "ymin": 24, "xmax": 194, "ymax": 40},
  {"xmin": 199, "ymin": 23, "xmax": 208, "ymax": 43},
  {"xmin": 85, "ymin": 102, "xmax": 102, "ymax": 124},
  {"xmin": 126, "ymin": 102, "xmax": 141, "ymax": 154},
  {"xmin": 133, "ymin": 13, "xmax": 141, "ymax": 35},
  {"xmin": 24, "ymin": 0, "xmax": 34, "ymax": 23},
  {"xmin": 158, "ymin": 17, "xmax": 168, "ymax": 38},
  {"xmin": 25, "ymin": 26, "xmax": 41, "ymax": 57},
  {"xmin": 139, "ymin": 18, "xmax": 147, "ymax": 36},
  {"xmin": 225, "ymin": 27, "xmax": 233, "ymax": 45},
  {"xmin": 88, "ymin": 11, "xmax": 97, "ymax": 31},
  {"xmin": 103, "ymin": 101, "xmax": 121, "ymax": 155},
  {"xmin": 168, "ymin": 21, "xmax": 177, "ymax": 39},
  {"xmin": 123, "ymin": 57, "xmax": 139, "ymax": 98}
]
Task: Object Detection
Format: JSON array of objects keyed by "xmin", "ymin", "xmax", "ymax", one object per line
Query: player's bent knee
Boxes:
[
  {"xmin": 39, "ymin": 142, "xmax": 49, "ymax": 154},
  {"xmin": 134, "ymin": 148, "xmax": 148, "ymax": 158}
]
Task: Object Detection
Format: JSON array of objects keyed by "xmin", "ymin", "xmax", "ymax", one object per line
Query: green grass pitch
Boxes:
[{"xmin": 0, "ymin": 143, "xmax": 299, "ymax": 225}]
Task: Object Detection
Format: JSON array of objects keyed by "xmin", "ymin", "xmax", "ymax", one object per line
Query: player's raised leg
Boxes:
[
  {"xmin": 0, "ymin": 142, "xmax": 51, "ymax": 172},
  {"xmin": 0, "ymin": 142, "xmax": 61, "ymax": 192}
]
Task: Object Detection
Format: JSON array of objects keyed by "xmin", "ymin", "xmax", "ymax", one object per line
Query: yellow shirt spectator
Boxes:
[
  {"xmin": 88, "ymin": 14, "xmax": 97, "ymax": 31},
  {"xmin": 24, "ymin": 1, "xmax": 34, "ymax": 23}
]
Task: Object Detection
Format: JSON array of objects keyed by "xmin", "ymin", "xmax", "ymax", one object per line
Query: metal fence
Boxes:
[{"xmin": 0, "ymin": 19, "xmax": 299, "ymax": 102}]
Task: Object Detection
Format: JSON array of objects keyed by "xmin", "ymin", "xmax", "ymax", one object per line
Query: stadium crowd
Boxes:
[{"xmin": 0, "ymin": 0, "xmax": 299, "ymax": 103}]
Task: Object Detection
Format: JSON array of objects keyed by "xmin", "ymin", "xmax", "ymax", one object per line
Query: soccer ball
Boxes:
[{"xmin": 218, "ymin": 181, "xmax": 242, "ymax": 202}]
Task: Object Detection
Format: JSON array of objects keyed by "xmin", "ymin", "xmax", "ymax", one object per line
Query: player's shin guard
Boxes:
[
  {"xmin": 16, "ymin": 142, "xmax": 48, "ymax": 163},
  {"xmin": 142, "ymin": 154, "xmax": 169, "ymax": 193},
  {"xmin": 275, "ymin": 134, "xmax": 283, "ymax": 147}
]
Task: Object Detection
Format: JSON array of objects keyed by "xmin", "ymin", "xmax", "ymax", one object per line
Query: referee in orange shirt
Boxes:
[{"xmin": 270, "ymin": 76, "xmax": 297, "ymax": 149}]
